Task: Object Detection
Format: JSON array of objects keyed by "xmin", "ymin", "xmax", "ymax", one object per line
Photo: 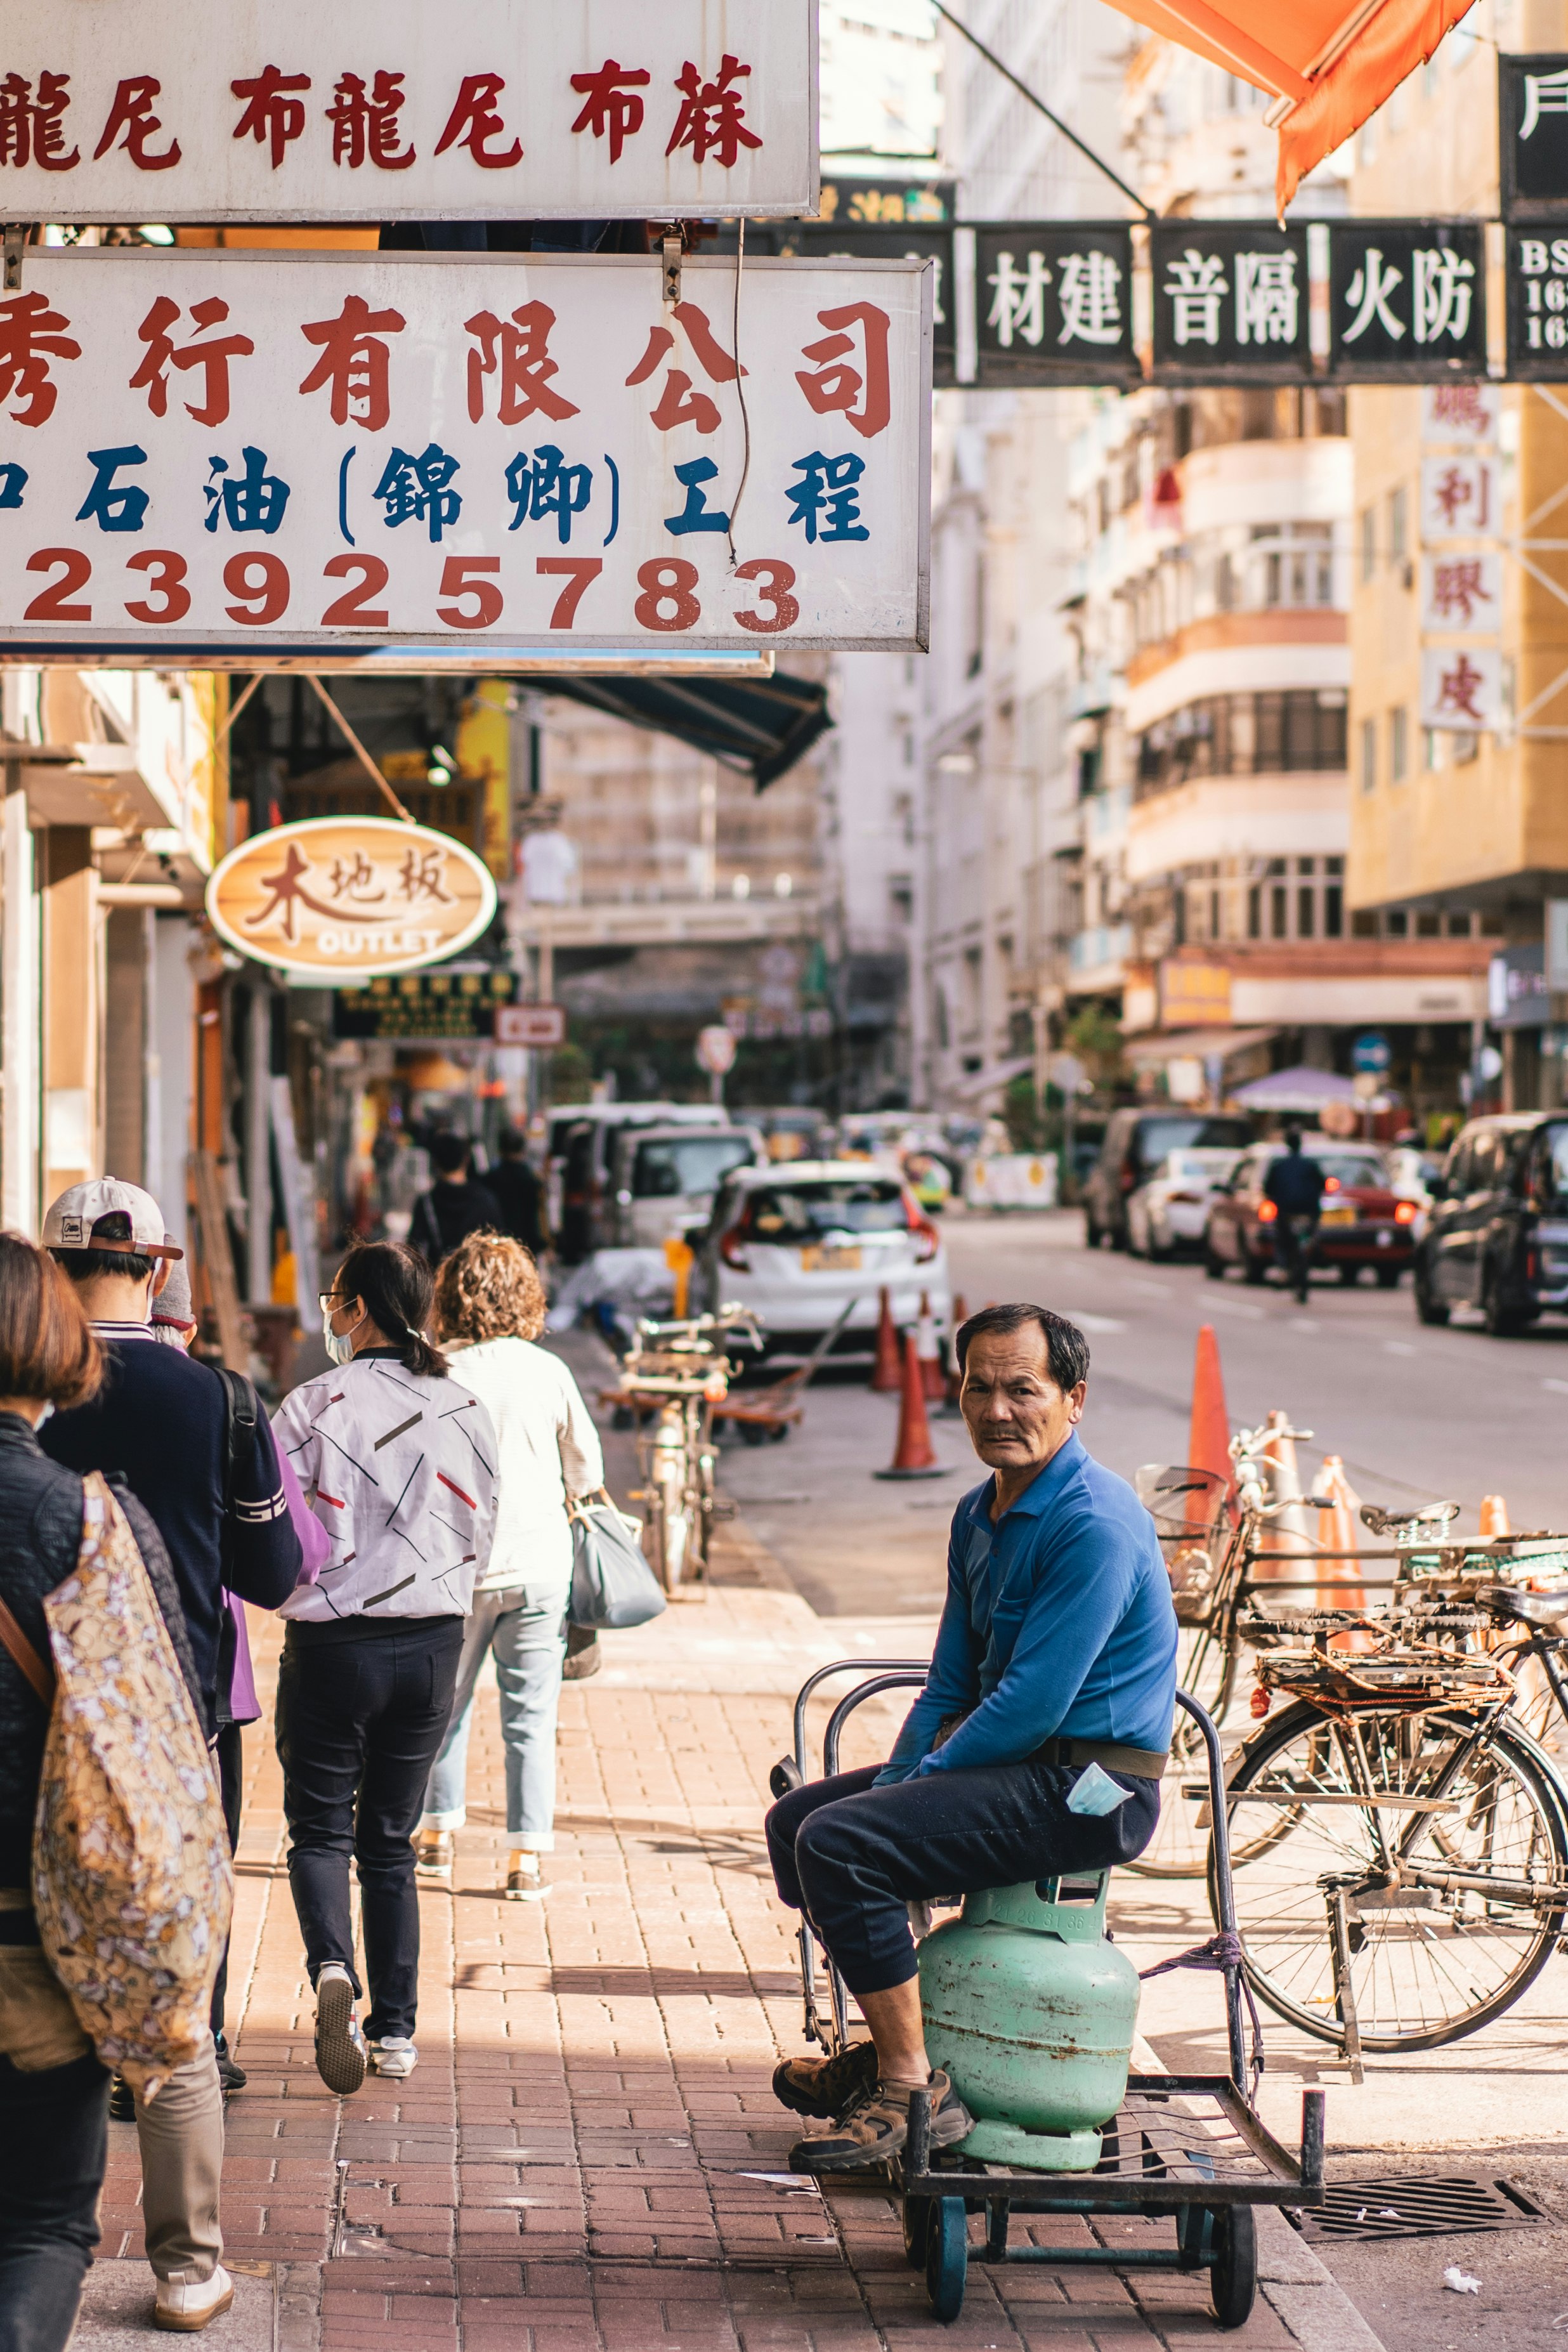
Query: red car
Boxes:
[{"xmin": 1203, "ymin": 1141, "xmax": 1418, "ymax": 1288}]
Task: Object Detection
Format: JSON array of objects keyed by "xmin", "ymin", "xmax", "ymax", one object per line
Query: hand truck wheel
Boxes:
[
  {"xmin": 900, "ymin": 2193, "xmax": 932, "ymax": 2269},
  {"xmin": 924, "ymin": 2195, "xmax": 967, "ymax": 2322},
  {"xmin": 1208, "ymin": 2205, "xmax": 1257, "ymax": 2330}
]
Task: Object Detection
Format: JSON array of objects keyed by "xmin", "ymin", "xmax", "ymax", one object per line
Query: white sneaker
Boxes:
[
  {"xmin": 368, "ymin": 2035, "xmax": 419, "ymax": 2079},
  {"xmin": 314, "ymin": 1963, "xmax": 367, "ymax": 2096},
  {"xmin": 154, "ymin": 2264, "xmax": 235, "ymax": 2332}
]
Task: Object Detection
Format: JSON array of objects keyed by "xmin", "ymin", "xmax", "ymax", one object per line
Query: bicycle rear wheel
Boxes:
[{"xmin": 1210, "ymin": 1698, "xmax": 1568, "ymax": 2051}]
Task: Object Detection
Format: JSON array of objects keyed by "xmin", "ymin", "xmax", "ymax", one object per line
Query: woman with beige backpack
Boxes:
[{"xmin": 0, "ymin": 1232, "xmax": 231, "ymax": 2352}]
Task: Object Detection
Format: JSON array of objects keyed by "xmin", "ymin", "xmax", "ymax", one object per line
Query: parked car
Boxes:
[
  {"xmin": 1203, "ymin": 1140, "xmax": 1416, "ymax": 1287},
  {"xmin": 690, "ymin": 1160, "xmax": 950, "ymax": 1361},
  {"xmin": 1084, "ymin": 1111, "xmax": 1253, "ymax": 1248},
  {"xmin": 608, "ymin": 1124, "xmax": 762, "ymax": 1249},
  {"xmin": 1413, "ymin": 1111, "xmax": 1568, "ymax": 1334},
  {"xmin": 749, "ymin": 1107, "xmax": 832, "ymax": 1163},
  {"xmin": 1126, "ymin": 1149, "xmax": 1241, "ymax": 1261},
  {"xmin": 549, "ymin": 1102, "xmax": 733, "ymax": 1262}
]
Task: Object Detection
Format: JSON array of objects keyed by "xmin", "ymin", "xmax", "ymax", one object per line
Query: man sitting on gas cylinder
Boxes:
[{"xmin": 764, "ymin": 1301, "xmax": 1177, "ymax": 2173}]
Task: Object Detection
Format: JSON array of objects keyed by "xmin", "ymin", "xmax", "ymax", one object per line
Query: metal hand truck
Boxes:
[{"xmin": 777, "ymin": 1665, "xmax": 1326, "ymax": 2328}]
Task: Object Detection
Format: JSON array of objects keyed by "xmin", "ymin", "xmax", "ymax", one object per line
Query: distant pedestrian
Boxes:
[
  {"xmin": 273, "ymin": 1243, "xmax": 497, "ymax": 2093},
  {"xmin": 40, "ymin": 1180, "xmax": 302, "ymax": 2334},
  {"xmin": 415, "ymin": 1232, "xmax": 601, "ymax": 1901},
  {"xmin": 487, "ymin": 1129, "xmax": 549, "ymax": 1255},
  {"xmin": 1262, "ymin": 1128, "xmax": 1324, "ymax": 1304},
  {"xmin": 0, "ymin": 1232, "xmax": 210, "ymax": 2350},
  {"xmin": 408, "ymin": 1133, "xmax": 502, "ymax": 1265}
]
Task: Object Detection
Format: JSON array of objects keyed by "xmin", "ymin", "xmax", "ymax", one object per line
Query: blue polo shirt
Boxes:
[{"xmin": 877, "ymin": 1431, "xmax": 1177, "ymax": 1782}]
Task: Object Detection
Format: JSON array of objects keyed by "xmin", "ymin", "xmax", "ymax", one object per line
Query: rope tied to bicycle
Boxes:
[{"xmin": 1140, "ymin": 1931, "xmax": 1265, "ymax": 2096}]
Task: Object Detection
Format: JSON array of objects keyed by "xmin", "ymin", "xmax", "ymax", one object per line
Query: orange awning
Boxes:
[{"xmin": 1096, "ymin": 0, "xmax": 1478, "ymax": 212}]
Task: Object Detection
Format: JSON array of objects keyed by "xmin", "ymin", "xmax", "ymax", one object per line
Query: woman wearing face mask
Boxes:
[{"xmin": 271, "ymin": 1243, "xmax": 498, "ymax": 2096}]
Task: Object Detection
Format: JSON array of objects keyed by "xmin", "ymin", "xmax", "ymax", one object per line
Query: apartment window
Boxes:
[
  {"xmin": 1386, "ymin": 909, "xmax": 1409, "ymax": 937},
  {"xmin": 1352, "ymin": 909, "xmax": 1378, "ymax": 938},
  {"xmin": 1453, "ymin": 731, "xmax": 1480, "ymax": 765},
  {"xmin": 1325, "ymin": 881, "xmax": 1344, "ymax": 936},
  {"xmin": 1425, "ymin": 727, "xmax": 1444, "ymax": 771},
  {"xmin": 1446, "ymin": 911, "xmax": 1472, "ymax": 937},
  {"xmin": 1389, "ymin": 706, "xmax": 1408, "ymax": 782},
  {"xmin": 1359, "ymin": 507, "xmax": 1376, "ymax": 582},
  {"xmin": 1389, "ymin": 485, "xmax": 1408, "ymax": 566},
  {"xmin": 1271, "ymin": 883, "xmax": 1289, "ymax": 939},
  {"xmin": 1210, "ymin": 887, "xmax": 1222, "ymax": 939},
  {"xmin": 1359, "ymin": 717, "xmax": 1377, "ymax": 794},
  {"xmin": 1416, "ymin": 911, "xmax": 1442, "ymax": 937},
  {"xmin": 1248, "ymin": 885, "xmax": 1262, "ymax": 938},
  {"xmin": 1297, "ymin": 885, "xmax": 1316, "ymax": 938}
]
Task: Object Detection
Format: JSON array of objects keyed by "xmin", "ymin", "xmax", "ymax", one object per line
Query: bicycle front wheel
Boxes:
[
  {"xmin": 1124, "ymin": 1619, "xmax": 1243, "ymax": 1879},
  {"xmin": 1211, "ymin": 1698, "xmax": 1568, "ymax": 2051}
]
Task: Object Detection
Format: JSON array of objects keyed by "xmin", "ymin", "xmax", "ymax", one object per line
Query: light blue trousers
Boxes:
[{"xmin": 420, "ymin": 1588, "xmax": 568, "ymax": 1848}]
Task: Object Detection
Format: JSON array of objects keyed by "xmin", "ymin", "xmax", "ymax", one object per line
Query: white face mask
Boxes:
[{"xmin": 322, "ymin": 1300, "xmax": 365, "ymax": 1367}]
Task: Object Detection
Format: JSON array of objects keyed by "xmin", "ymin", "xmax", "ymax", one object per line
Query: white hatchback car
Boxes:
[
  {"xmin": 691, "ymin": 1159, "xmax": 951, "ymax": 1361},
  {"xmin": 1127, "ymin": 1149, "xmax": 1241, "ymax": 1260}
]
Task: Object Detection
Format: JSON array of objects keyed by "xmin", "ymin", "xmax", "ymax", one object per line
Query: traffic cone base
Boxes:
[
  {"xmin": 874, "ymin": 1330, "xmax": 951, "ymax": 1480},
  {"xmin": 1479, "ymin": 1494, "xmax": 1511, "ymax": 1538}
]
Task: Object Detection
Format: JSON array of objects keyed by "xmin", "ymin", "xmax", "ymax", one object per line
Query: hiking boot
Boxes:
[
  {"xmin": 789, "ymin": 2070, "xmax": 972, "ymax": 2175},
  {"xmin": 771, "ymin": 2038, "xmax": 880, "ymax": 2120},
  {"xmin": 314, "ymin": 1963, "xmax": 367, "ymax": 2096}
]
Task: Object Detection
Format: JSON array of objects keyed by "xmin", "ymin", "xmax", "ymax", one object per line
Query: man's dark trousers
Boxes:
[{"xmin": 766, "ymin": 1761, "xmax": 1159, "ymax": 1996}]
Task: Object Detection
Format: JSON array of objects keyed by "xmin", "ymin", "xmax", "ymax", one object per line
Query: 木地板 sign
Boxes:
[
  {"xmin": 0, "ymin": 249, "xmax": 931, "ymax": 655},
  {"xmin": 207, "ymin": 816, "xmax": 498, "ymax": 979},
  {"xmin": 0, "ymin": 0, "xmax": 817, "ymax": 220},
  {"xmin": 1150, "ymin": 223, "xmax": 1309, "ymax": 383},
  {"xmin": 974, "ymin": 225, "xmax": 1137, "ymax": 388},
  {"xmin": 1326, "ymin": 222, "xmax": 1487, "ymax": 381}
]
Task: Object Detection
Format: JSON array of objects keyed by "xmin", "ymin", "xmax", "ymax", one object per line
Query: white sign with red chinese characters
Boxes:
[
  {"xmin": 1420, "ymin": 549, "xmax": 1505, "ymax": 634},
  {"xmin": 0, "ymin": 1, "xmax": 816, "ymax": 219},
  {"xmin": 1419, "ymin": 644, "xmax": 1503, "ymax": 733},
  {"xmin": 1420, "ymin": 383, "xmax": 1499, "ymax": 445},
  {"xmin": 0, "ymin": 250, "xmax": 931, "ymax": 654},
  {"xmin": 1420, "ymin": 455, "xmax": 1499, "ymax": 541}
]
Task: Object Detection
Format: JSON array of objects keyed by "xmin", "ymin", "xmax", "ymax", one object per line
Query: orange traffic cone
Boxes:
[
  {"xmin": 870, "ymin": 1286, "xmax": 901, "ymax": 1393},
  {"xmin": 917, "ymin": 1290, "xmax": 943, "ymax": 1402},
  {"xmin": 1189, "ymin": 1324, "xmax": 1231, "ymax": 1492},
  {"xmin": 1480, "ymin": 1494, "xmax": 1511, "ymax": 1537},
  {"xmin": 1257, "ymin": 1408, "xmax": 1311, "ymax": 1588},
  {"xmin": 1316, "ymin": 1454, "xmax": 1368, "ymax": 1650},
  {"xmin": 874, "ymin": 1331, "xmax": 948, "ymax": 1480}
]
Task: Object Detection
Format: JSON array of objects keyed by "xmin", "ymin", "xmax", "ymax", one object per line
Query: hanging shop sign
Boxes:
[
  {"xmin": 207, "ymin": 815, "xmax": 498, "ymax": 980},
  {"xmin": 1149, "ymin": 221, "xmax": 1309, "ymax": 384},
  {"xmin": 1421, "ymin": 549, "xmax": 1504, "ymax": 634},
  {"xmin": 1499, "ymin": 55, "xmax": 1568, "ymax": 222},
  {"xmin": 1418, "ymin": 644, "xmax": 1505, "ymax": 735},
  {"xmin": 493, "ymin": 1002, "xmax": 567, "ymax": 1048},
  {"xmin": 768, "ymin": 226, "xmax": 955, "ymax": 389},
  {"xmin": 818, "ymin": 177, "xmax": 955, "ymax": 225},
  {"xmin": 1504, "ymin": 226, "xmax": 1568, "ymax": 377},
  {"xmin": 333, "ymin": 965, "xmax": 518, "ymax": 1040},
  {"xmin": 1326, "ymin": 221, "xmax": 1487, "ymax": 382},
  {"xmin": 0, "ymin": 0, "xmax": 818, "ymax": 221},
  {"xmin": 0, "ymin": 249, "xmax": 931, "ymax": 656},
  {"xmin": 974, "ymin": 224, "xmax": 1137, "ymax": 388}
]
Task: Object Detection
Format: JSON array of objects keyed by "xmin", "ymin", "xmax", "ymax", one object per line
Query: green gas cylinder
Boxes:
[{"xmin": 917, "ymin": 1874, "xmax": 1139, "ymax": 2172}]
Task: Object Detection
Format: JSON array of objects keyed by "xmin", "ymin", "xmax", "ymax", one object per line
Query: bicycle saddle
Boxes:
[{"xmin": 1359, "ymin": 1499, "xmax": 1461, "ymax": 1534}]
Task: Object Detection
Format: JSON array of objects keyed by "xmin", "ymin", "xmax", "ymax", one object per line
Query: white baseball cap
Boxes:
[{"xmin": 42, "ymin": 1179, "xmax": 185, "ymax": 1261}]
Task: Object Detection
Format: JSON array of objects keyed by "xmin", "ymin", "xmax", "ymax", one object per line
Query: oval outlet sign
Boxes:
[{"xmin": 206, "ymin": 815, "xmax": 498, "ymax": 981}]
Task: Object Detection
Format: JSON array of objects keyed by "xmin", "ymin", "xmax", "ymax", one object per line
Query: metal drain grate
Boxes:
[{"xmin": 1294, "ymin": 2175, "xmax": 1546, "ymax": 2244}]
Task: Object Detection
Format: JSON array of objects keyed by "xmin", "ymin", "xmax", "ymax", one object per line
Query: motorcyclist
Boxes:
[{"xmin": 1262, "ymin": 1128, "xmax": 1324, "ymax": 1304}]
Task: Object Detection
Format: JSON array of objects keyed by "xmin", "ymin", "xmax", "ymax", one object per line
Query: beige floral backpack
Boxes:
[{"xmin": 30, "ymin": 1473, "xmax": 233, "ymax": 2100}]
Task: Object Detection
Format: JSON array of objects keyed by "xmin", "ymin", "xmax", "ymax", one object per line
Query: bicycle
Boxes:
[
  {"xmin": 1207, "ymin": 1513, "xmax": 1568, "ymax": 2069},
  {"xmin": 618, "ymin": 1307, "xmax": 761, "ymax": 1595}
]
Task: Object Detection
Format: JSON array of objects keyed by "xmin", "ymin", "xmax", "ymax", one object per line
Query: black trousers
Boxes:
[
  {"xmin": 0, "ymin": 2049, "xmax": 108, "ymax": 2352},
  {"xmin": 209, "ymin": 1719, "xmax": 244, "ymax": 2037},
  {"xmin": 275, "ymin": 1618, "xmax": 464, "ymax": 2041},
  {"xmin": 766, "ymin": 1760, "xmax": 1160, "ymax": 1997}
]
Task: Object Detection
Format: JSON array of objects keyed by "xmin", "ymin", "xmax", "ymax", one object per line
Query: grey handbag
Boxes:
[{"xmin": 567, "ymin": 1490, "xmax": 667, "ymax": 1630}]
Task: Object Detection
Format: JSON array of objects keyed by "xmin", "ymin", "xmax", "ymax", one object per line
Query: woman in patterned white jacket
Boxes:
[{"xmin": 272, "ymin": 1241, "xmax": 497, "ymax": 2097}]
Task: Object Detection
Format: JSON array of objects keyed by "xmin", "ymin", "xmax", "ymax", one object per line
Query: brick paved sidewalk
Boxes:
[{"xmin": 88, "ymin": 1569, "xmax": 1374, "ymax": 2352}]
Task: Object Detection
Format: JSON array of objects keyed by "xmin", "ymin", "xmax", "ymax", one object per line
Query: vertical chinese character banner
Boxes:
[
  {"xmin": 0, "ymin": 0, "xmax": 817, "ymax": 219},
  {"xmin": 1499, "ymin": 55, "xmax": 1568, "ymax": 221},
  {"xmin": 1506, "ymin": 230, "xmax": 1568, "ymax": 376},
  {"xmin": 0, "ymin": 250, "xmax": 931, "ymax": 653},
  {"xmin": 973, "ymin": 226, "xmax": 1137, "ymax": 387},
  {"xmin": 1327, "ymin": 221, "xmax": 1487, "ymax": 380},
  {"xmin": 1418, "ymin": 645, "xmax": 1503, "ymax": 732},
  {"xmin": 1150, "ymin": 222, "xmax": 1309, "ymax": 382}
]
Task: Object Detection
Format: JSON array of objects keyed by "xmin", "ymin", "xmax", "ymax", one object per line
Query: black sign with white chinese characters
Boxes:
[
  {"xmin": 818, "ymin": 176, "xmax": 955, "ymax": 226},
  {"xmin": 333, "ymin": 967, "xmax": 518, "ymax": 1042},
  {"xmin": 1149, "ymin": 221, "xmax": 1310, "ymax": 382},
  {"xmin": 1499, "ymin": 55, "xmax": 1568, "ymax": 220},
  {"xmin": 1505, "ymin": 226, "xmax": 1568, "ymax": 376},
  {"xmin": 974, "ymin": 223, "xmax": 1138, "ymax": 386},
  {"xmin": 1326, "ymin": 221, "xmax": 1487, "ymax": 379}
]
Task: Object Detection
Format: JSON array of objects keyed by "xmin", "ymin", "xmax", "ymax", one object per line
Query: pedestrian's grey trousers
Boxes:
[{"xmin": 133, "ymin": 2041, "xmax": 224, "ymax": 2283}]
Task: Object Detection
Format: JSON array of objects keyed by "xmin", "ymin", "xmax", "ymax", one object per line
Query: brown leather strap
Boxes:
[{"xmin": 0, "ymin": 1596, "xmax": 53, "ymax": 1709}]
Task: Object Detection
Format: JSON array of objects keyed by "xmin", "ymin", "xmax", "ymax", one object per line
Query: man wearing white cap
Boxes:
[{"xmin": 39, "ymin": 1178, "xmax": 303, "ymax": 2335}]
